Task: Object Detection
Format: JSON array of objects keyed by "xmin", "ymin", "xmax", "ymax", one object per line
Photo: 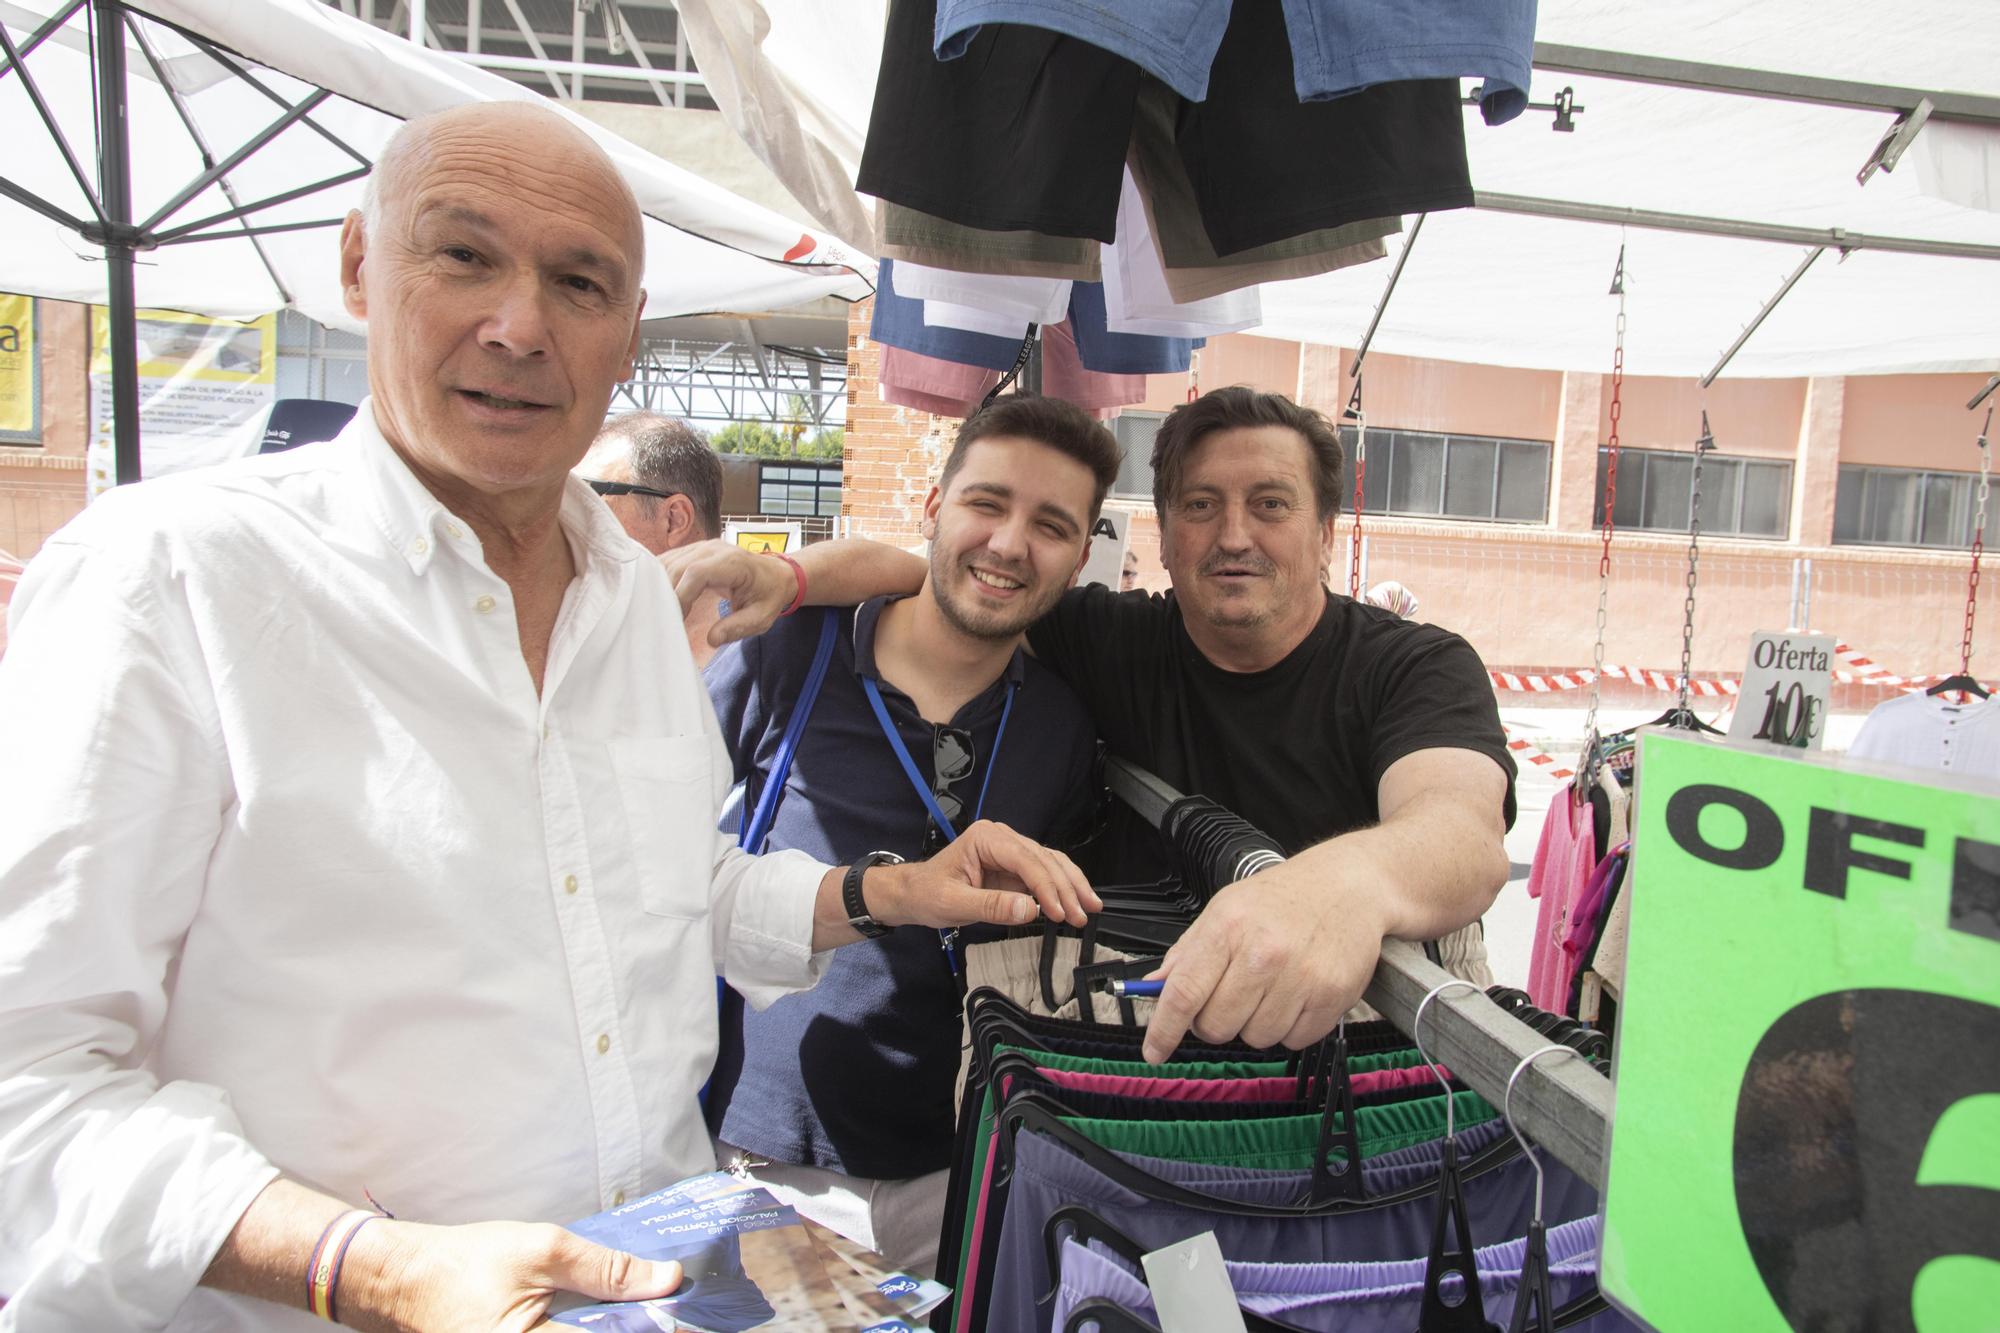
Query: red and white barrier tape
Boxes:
[
  {"xmin": 1503, "ymin": 728, "xmax": 1574, "ymax": 783},
  {"xmin": 1488, "ymin": 642, "xmax": 1994, "ymax": 697}
]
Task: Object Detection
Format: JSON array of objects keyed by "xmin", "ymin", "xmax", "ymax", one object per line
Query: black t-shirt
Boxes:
[{"xmin": 1028, "ymin": 586, "xmax": 1517, "ymax": 886}]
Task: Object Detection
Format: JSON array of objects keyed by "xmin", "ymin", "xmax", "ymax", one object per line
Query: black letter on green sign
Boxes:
[
  {"xmin": 1735, "ymin": 989, "xmax": 2000, "ymax": 1333},
  {"xmin": 1665, "ymin": 784, "xmax": 1783, "ymax": 871},
  {"xmin": 1952, "ymin": 837, "xmax": 2000, "ymax": 943},
  {"xmin": 1803, "ymin": 807, "xmax": 1923, "ymax": 900}
]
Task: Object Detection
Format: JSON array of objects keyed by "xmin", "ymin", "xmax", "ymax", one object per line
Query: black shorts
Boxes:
[{"xmin": 857, "ymin": 0, "xmax": 1472, "ymax": 257}]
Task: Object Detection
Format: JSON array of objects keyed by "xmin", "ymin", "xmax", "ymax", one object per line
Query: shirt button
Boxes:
[
  {"xmin": 445, "ymin": 522, "xmax": 463, "ymax": 540},
  {"xmin": 410, "ymin": 536, "xmax": 429, "ymax": 556},
  {"xmin": 612, "ymin": 1190, "xmax": 626, "ymax": 1207},
  {"xmin": 596, "ymin": 1033, "xmax": 611, "ymax": 1055},
  {"xmin": 474, "ymin": 595, "xmax": 497, "ymax": 615},
  {"xmin": 564, "ymin": 874, "xmax": 578, "ymax": 894}
]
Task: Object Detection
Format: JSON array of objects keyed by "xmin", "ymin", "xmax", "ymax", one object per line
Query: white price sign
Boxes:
[{"xmin": 1727, "ymin": 630, "xmax": 1834, "ymax": 749}]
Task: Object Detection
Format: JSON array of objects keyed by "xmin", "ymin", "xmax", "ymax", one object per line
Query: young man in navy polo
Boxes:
[{"xmin": 701, "ymin": 395, "xmax": 1119, "ymax": 1275}]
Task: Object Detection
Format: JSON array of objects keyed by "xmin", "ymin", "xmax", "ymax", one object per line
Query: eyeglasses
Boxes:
[
  {"xmin": 923, "ymin": 725, "xmax": 977, "ymax": 856},
  {"xmin": 583, "ymin": 477, "xmax": 681, "ymax": 503}
]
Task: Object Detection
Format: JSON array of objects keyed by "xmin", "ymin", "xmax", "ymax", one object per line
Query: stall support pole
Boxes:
[
  {"xmin": 1102, "ymin": 758, "xmax": 1615, "ymax": 1188},
  {"xmin": 90, "ymin": 0, "xmax": 141, "ymax": 485}
]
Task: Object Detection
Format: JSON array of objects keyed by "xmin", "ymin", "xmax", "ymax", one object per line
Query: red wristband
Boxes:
[{"xmin": 765, "ymin": 550, "xmax": 807, "ymax": 617}]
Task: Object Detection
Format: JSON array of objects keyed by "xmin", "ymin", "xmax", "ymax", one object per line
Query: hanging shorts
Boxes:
[{"xmin": 859, "ymin": 0, "xmax": 1472, "ymax": 255}]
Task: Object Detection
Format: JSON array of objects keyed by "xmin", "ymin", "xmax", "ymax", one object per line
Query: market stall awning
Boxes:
[
  {"xmin": 0, "ymin": 0, "xmax": 875, "ymax": 332},
  {"xmin": 676, "ymin": 0, "xmax": 2000, "ymax": 378}
]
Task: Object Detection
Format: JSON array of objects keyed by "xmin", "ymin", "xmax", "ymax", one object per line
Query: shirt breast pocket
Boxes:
[{"xmin": 609, "ymin": 735, "xmax": 717, "ymax": 920}]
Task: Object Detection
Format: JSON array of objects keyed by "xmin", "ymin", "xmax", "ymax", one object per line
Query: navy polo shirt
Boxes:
[{"xmin": 702, "ymin": 596, "xmax": 1097, "ymax": 1179}]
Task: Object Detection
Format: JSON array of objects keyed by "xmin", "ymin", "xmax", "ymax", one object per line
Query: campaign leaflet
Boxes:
[
  {"xmin": 803, "ymin": 1220, "xmax": 949, "ymax": 1322},
  {"xmin": 550, "ymin": 1173, "xmax": 923, "ymax": 1332}
]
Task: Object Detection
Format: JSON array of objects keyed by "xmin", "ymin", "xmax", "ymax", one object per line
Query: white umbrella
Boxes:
[{"xmin": 0, "ymin": 0, "xmax": 876, "ymax": 481}]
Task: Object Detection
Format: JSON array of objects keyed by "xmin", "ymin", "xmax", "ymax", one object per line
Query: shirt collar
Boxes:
[
  {"xmin": 342, "ymin": 398, "xmax": 642, "ymax": 578},
  {"xmin": 851, "ymin": 593, "xmax": 1029, "ymax": 691}
]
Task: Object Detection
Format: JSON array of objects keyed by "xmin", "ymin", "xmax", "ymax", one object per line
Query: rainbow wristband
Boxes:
[
  {"xmin": 764, "ymin": 550, "xmax": 807, "ymax": 617},
  {"xmin": 306, "ymin": 1209, "xmax": 377, "ymax": 1323}
]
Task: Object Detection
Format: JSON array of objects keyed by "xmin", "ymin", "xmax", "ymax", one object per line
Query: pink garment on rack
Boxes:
[
  {"xmin": 1033, "ymin": 1063, "xmax": 1449, "ymax": 1104},
  {"xmin": 1524, "ymin": 788, "xmax": 1596, "ymax": 1012},
  {"xmin": 879, "ymin": 343, "xmax": 1001, "ymax": 417}
]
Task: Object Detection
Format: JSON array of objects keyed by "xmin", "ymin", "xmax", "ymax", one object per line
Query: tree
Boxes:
[{"xmin": 710, "ymin": 421, "xmax": 788, "ymax": 458}]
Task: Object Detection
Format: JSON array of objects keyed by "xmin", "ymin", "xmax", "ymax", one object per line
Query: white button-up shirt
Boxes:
[{"xmin": 0, "ymin": 405, "xmax": 828, "ymax": 1331}]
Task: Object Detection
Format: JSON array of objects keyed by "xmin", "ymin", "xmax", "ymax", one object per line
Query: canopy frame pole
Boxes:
[
  {"xmin": 0, "ymin": 12, "xmax": 106, "ymax": 221},
  {"xmin": 143, "ymin": 19, "xmax": 375, "ymax": 169},
  {"xmin": 89, "ymin": 0, "xmax": 142, "ymax": 486},
  {"xmin": 1970, "ymin": 375, "xmax": 2000, "ymax": 412},
  {"xmin": 1701, "ymin": 246, "xmax": 1825, "ymax": 388},
  {"xmin": 0, "ymin": 0, "xmax": 87, "ymax": 81},
  {"xmin": 129, "ymin": 21, "xmax": 293, "ymax": 304},
  {"xmin": 1532, "ymin": 42, "xmax": 2000, "ymax": 128},
  {"xmin": 1101, "ymin": 757, "xmax": 1613, "ymax": 1188},
  {"xmin": 1350, "ymin": 211, "xmax": 1427, "ymax": 382},
  {"xmin": 150, "ymin": 169, "xmax": 372, "ymax": 244},
  {"xmin": 1473, "ymin": 192, "xmax": 2000, "ymax": 261},
  {"xmin": 152, "ymin": 218, "xmax": 350, "ymax": 245},
  {"xmin": 136, "ymin": 87, "xmax": 335, "ymax": 233}
]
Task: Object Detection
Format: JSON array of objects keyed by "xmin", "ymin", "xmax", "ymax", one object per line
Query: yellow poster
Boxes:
[
  {"xmin": 728, "ymin": 524, "xmax": 801, "ymax": 554},
  {"xmin": 0, "ymin": 294, "xmax": 36, "ymax": 440},
  {"xmin": 86, "ymin": 306, "xmax": 279, "ymax": 499}
]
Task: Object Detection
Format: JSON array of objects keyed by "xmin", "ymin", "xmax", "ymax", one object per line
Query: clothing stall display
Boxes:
[
  {"xmin": 936, "ymin": 987, "xmax": 1630, "ymax": 1333},
  {"xmin": 1848, "ymin": 691, "xmax": 2000, "ymax": 778},
  {"xmin": 931, "ymin": 0, "xmax": 1536, "ymax": 122},
  {"xmin": 852, "ymin": 0, "xmax": 1508, "ymax": 420}
]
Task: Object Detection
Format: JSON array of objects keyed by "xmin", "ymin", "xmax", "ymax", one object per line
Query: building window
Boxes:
[
  {"xmin": 1594, "ymin": 447, "xmax": 1792, "ymax": 539},
  {"xmin": 1110, "ymin": 411, "xmax": 1164, "ymax": 500},
  {"xmin": 1353, "ymin": 429, "xmax": 1550, "ymax": 523},
  {"xmin": 275, "ymin": 310, "xmax": 369, "ymax": 406},
  {"xmin": 757, "ymin": 462, "xmax": 842, "ymax": 517},
  {"xmin": 0, "ymin": 294, "xmax": 40, "ymax": 445},
  {"xmin": 1833, "ymin": 464, "xmax": 1983, "ymax": 549}
]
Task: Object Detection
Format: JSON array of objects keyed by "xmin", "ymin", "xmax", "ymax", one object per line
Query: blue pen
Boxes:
[{"xmin": 1109, "ymin": 978, "xmax": 1165, "ymax": 999}]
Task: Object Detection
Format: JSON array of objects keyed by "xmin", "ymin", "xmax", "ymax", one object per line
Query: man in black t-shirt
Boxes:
[{"xmin": 667, "ymin": 387, "xmax": 1515, "ymax": 1064}]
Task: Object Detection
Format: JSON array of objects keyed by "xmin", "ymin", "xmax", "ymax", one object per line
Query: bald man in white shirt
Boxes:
[{"xmin": 0, "ymin": 102, "xmax": 1093, "ymax": 1332}]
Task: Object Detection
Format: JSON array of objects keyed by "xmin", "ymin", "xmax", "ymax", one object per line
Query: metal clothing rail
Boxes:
[
  {"xmin": 1532, "ymin": 42, "xmax": 2000, "ymax": 128},
  {"xmin": 1102, "ymin": 758, "xmax": 1614, "ymax": 1189}
]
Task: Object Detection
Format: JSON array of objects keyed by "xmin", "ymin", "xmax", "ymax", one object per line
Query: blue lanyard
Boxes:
[{"xmin": 860, "ymin": 674, "xmax": 1018, "ymax": 974}]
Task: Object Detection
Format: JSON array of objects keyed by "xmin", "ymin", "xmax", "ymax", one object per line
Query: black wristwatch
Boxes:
[{"xmin": 842, "ymin": 851, "xmax": 905, "ymax": 938}]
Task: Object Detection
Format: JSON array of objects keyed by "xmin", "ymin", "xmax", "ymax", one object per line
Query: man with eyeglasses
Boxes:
[
  {"xmin": 696, "ymin": 395, "xmax": 1122, "ymax": 1275},
  {"xmin": 580, "ymin": 411, "xmax": 729, "ymax": 662}
]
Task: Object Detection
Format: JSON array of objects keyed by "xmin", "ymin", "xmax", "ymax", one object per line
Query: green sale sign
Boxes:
[{"xmin": 1600, "ymin": 732, "xmax": 2000, "ymax": 1333}]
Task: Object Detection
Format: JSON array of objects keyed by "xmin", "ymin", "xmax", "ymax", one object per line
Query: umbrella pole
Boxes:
[{"xmin": 91, "ymin": 0, "xmax": 141, "ymax": 485}]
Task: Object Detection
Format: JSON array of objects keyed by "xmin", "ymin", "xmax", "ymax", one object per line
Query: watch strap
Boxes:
[{"xmin": 842, "ymin": 851, "xmax": 904, "ymax": 938}]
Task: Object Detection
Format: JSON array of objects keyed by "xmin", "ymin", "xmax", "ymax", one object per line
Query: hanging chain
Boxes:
[
  {"xmin": 1961, "ymin": 407, "xmax": 1992, "ymax": 678},
  {"xmin": 1345, "ymin": 376, "xmax": 1366, "ymax": 598},
  {"xmin": 1679, "ymin": 409, "xmax": 1717, "ymax": 721},
  {"xmin": 1581, "ymin": 246, "xmax": 1627, "ymax": 782},
  {"xmin": 1186, "ymin": 346, "xmax": 1202, "ymax": 404}
]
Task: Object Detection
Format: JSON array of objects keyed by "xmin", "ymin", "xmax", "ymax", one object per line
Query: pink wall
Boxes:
[
  {"xmin": 1600, "ymin": 376, "xmax": 1806, "ymax": 458},
  {"xmin": 1137, "ymin": 333, "xmax": 1302, "ymax": 414},
  {"xmin": 1337, "ymin": 349, "xmax": 1562, "ymax": 441},
  {"xmin": 1838, "ymin": 372, "xmax": 1995, "ymax": 470}
]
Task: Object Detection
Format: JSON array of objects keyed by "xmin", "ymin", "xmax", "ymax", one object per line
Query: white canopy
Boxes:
[
  {"xmin": 677, "ymin": 0, "xmax": 2000, "ymax": 378},
  {"xmin": 0, "ymin": 0, "xmax": 874, "ymax": 331}
]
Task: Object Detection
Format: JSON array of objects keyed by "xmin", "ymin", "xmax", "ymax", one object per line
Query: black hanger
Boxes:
[
  {"xmin": 991, "ymin": 1090, "xmax": 1519, "ymax": 1220},
  {"xmin": 1415, "ymin": 1129, "xmax": 1501, "ymax": 1332},
  {"xmin": 1926, "ymin": 673, "xmax": 1992, "ymax": 700},
  {"xmin": 1065, "ymin": 1298, "xmax": 1161, "ymax": 1333},
  {"xmin": 1645, "ymin": 705, "xmax": 1724, "ymax": 734}
]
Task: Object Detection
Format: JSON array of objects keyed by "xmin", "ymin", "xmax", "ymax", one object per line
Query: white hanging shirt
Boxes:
[
  {"xmin": 0, "ymin": 405, "xmax": 829, "ymax": 1331},
  {"xmin": 888, "ymin": 259, "xmax": 1074, "ymax": 324},
  {"xmin": 1847, "ymin": 691, "xmax": 2000, "ymax": 779},
  {"xmin": 1104, "ymin": 167, "xmax": 1263, "ymax": 337}
]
